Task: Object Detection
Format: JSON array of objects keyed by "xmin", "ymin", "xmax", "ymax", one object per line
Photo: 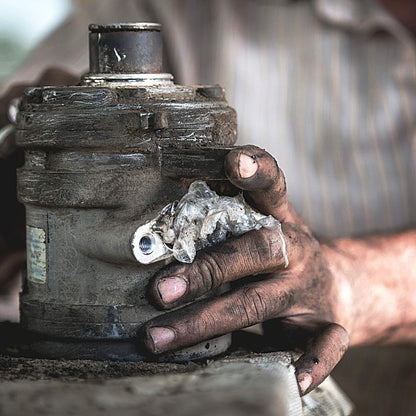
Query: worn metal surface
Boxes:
[
  {"xmin": 89, "ymin": 23, "xmax": 164, "ymax": 74},
  {"xmin": 15, "ymin": 23, "xmax": 237, "ymax": 359}
]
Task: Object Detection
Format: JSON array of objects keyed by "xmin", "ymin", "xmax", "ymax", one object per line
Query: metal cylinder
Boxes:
[
  {"xmin": 89, "ymin": 23, "xmax": 163, "ymax": 74},
  {"xmin": 15, "ymin": 23, "xmax": 237, "ymax": 361}
]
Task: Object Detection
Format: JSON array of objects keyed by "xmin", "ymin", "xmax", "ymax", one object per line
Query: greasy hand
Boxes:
[{"xmin": 141, "ymin": 145, "xmax": 349, "ymax": 395}]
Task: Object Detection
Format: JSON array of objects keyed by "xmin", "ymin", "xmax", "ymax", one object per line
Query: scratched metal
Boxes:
[{"xmin": 16, "ymin": 23, "xmax": 236, "ymax": 360}]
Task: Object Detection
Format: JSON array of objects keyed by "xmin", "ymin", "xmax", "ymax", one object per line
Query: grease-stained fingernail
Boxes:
[
  {"xmin": 157, "ymin": 276, "xmax": 187, "ymax": 303},
  {"xmin": 238, "ymin": 154, "xmax": 258, "ymax": 178},
  {"xmin": 148, "ymin": 327, "xmax": 175, "ymax": 353},
  {"xmin": 297, "ymin": 373, "xmax": 313, "ymax": 395}
]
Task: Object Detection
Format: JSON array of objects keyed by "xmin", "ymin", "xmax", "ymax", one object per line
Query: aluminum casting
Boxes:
[{"xmin": 15, "ymin": 23, "xmax": 237, "ymax": 360}]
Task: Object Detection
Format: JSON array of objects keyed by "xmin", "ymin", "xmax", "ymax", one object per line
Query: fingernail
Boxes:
[
  {"xmin": 297, "ymin": 373, "xmax": 313, "ymax": 395},
  {"xmin": 157, "ymin": 276, "xmax": 187, "ymax": 303},
  {"xmin": 148, "ymin": 327, "xmax": 175, "ymax": 353},
  {"xmin": 238, "ymin": 154, "xmax": 258, "ymax": 178}
]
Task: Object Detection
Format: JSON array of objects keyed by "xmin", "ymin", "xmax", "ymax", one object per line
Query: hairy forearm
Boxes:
[{"xmin": 323, "ymin": 229, "xmax": 416, "ymax": 346}]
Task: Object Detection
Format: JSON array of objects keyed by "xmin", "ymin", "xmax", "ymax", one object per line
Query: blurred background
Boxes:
[{"xmin": 0, "ymin": 0, "xmax": 73, "ymax": 85}]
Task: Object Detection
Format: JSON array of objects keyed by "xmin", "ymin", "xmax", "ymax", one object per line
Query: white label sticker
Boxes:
[{"xmin": 27, "ymin": 226, "xmax": 47, "ymax": 284}]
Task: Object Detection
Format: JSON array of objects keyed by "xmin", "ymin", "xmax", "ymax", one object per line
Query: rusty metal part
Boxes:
[
  {"xmin": 89, "ymin": 23, "xmax": 163, "ymax": 74},
  {"xmin": 15, "ymin": 23, "xmax": 237, "ymax": 360},
  {"xmin": 84, "ymin": 23, "xmax": 173, "ymax": 86}
]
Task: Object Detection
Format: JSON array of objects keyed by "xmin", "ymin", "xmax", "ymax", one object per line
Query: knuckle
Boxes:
[
  {"xmin": 248, "ymin": 229, "xmax": 279, "ymax": 268},
  {"xmin": 307, "ymin": 234, "xmax": 321, "ymax": 254},
  {"xmin": 281, "ymin": 223, "xmax": 299, "ymax": 250},
  {"xmin": 239, "ymin": 285, "xmax": 270, "ymax": 325},
  {"xmin": 282, "ymin": 222, "xmax": 320, "ymax": 261},
  {"xmin": 282, "ymin": 223, "xmax": 304, "ymax": 246},
  {"xmin": 186, "ymin": 309, "xmax": 218, "ymax": 340},
  {"xmin": 192, "ymin": 252, "xmax": 225, "ymax": 293}
]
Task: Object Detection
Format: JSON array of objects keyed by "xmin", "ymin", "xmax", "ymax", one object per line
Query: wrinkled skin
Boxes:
[{"xmin": 141, "ymin": 145, "xmax": 349, "ymax": 395}]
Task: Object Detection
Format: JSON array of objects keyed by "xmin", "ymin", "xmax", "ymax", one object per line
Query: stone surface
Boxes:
[{"xmin": 0, "ymin": 352, "xmax": 353, "ymax": 416}]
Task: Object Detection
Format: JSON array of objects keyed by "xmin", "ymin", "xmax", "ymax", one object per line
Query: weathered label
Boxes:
[{"xmin": 26, "ymin": 226, "xmax": 47, "ymax": 284}]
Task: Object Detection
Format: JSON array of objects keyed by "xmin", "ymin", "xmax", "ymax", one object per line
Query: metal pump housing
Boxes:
[{"xmin": 16, "ymin": 23, "xmax": 237, "ymax": 360}]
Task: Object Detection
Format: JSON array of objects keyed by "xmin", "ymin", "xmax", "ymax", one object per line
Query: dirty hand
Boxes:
[{"xmin": 141, "ymin": 145, "xmax": 349, "ymax": 395}]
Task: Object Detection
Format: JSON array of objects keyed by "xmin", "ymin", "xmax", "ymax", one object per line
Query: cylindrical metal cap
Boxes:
[{"xmin": 89, "ymin": 23, "xmax": 163, "ymax": 74}]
